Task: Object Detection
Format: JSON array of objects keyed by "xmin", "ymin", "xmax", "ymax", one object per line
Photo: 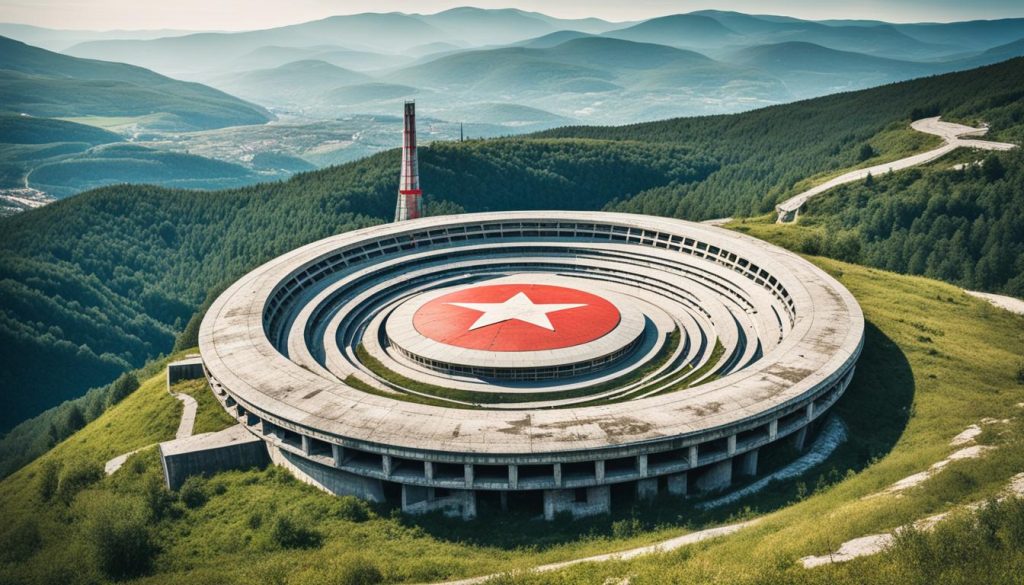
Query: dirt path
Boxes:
[
  {"xmin": 436, "ymin": 521, "xmax": 757, "ymax": 585},
  {"xmin": 965, "ymin": 291, "xmax": 1024, "ymax": 316},
  {"xmin": 104, "ymin": 387, "xmax": 197, "ymax": 476},
  {"xmin": 775, "ymin": 117, "xmax": 1016, "ymax": 222}
]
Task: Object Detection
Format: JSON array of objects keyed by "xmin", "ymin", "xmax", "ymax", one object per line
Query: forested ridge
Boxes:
[
  {"xmin": 794, "ymin": 150, "xmax": 1024, "ymax": 296},
  {"xmin": 0, "ymin": 57, "xmax": 1022, "ymax": 460}
]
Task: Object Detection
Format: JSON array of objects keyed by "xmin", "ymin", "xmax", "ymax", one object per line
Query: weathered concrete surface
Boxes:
[
  {"xmin": 105, "ymin": 448, "xmax": 144, "ymax": 475},
  {"xmin": 543, "ymin": 486, "xmax": 611, "ymax": 520},
  {"xmin": 402, "ymin": 485, "xmax": 477, "ymax": 519},
  {"xmin": 776, "ymin": 117, "xmax": 1017, "ymax": 222},
  {"xmin": 699, "ymin": 416, "xmax": 846, "ymax": 510},
  {"xmin": 694, "ymin": 460, "xmax": 732, "ymax": 493},
  {"xmin": 172, "ymin": 393, "xmax": 198, "ymax": 440},
  {"xmin": 966, "ymin": 290, "xmax": 1024, "ymax": 316},
  {"xmin": 636, "ymin": 478, "xmax": 658, "ymax": 500},
  {"xmin": 167, "ymin": 356, "xmax": 204, "ymax": 386},
  {"xmin": 268, "ymin": 444, "xmax": 385, "ymax": 502},
  {"xmin": 159, "ymin": 424, "xmax": 268, "ymax": 490}
]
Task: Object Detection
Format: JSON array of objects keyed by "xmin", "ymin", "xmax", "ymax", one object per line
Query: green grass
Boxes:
[
  {"xmin": 169, "ymin": 378, "xmax": 236, "ymax": 435},
  {"xmin": 1, "ymin": 250, "xmax": 1022, "ymax": 584}
]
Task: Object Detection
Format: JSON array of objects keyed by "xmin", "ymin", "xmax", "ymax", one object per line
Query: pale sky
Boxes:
[{"xmin": 1, "ymin": 0, "xmax": 1022, "ymax": 31}]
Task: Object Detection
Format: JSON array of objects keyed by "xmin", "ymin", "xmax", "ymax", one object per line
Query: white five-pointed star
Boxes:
[{"xmin": 447, "ymin": 291, "xmax": 586, "ymax": 331}]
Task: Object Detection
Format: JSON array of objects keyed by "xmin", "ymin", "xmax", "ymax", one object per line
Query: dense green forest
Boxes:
[
  {"xmin": 792, "ymin": 150, "xmax": 1024, "ymax": 296},
  {"xmin": 0, "ymin": 57, "xmax": 1021, "ymax": 449},
  {"xmin": 0, "ymin": 139, "xmax": 710, "ymax": 432}
]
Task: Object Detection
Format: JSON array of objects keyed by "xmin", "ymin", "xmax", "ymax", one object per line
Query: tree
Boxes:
[
  {"xmin": 982, "ymin": 155, "xmax": 1005, "ymax": 182},
  {"xmin": 858, "ymin": 143, "xmax": 876, "ymax": 162},
  {"xmin": 36, "ymin": 459, "xmax": 60, "ymax": 501}
]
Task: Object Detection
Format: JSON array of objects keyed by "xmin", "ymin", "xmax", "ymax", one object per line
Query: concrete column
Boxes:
[
  {"xmin": 301, "ymin": 435, "xmax": 312, "ymax": 455},
  {"xmin": 688, "ymin": 445, "xmax": 699, "ymax": 467},
  {"xmin": 638, "ymin": 454, "xmax": 649, "ymax": 477},
  {"xmin": 595, "ymin": 460, "xmax": 605, "ymax": 482},
  {"xmin": 542, "ymin": 490, "xmax": 559, "ymax": 521},
  {"xmin": 543, "ymin": 486, "xmax": 611, "ymax": 520},
  {"xmin": 508, "ymin": 464, "xmax": 519, "ymax": 489},
  {"xmin": 694, "ymin": 459, "xmax": 732, "ymax": 492},
  {"xmin": 401, "ymin": 484, "xmax": 429, "ymax": 509},
  {"xmin": 805, "ymin": 403, "xmax": 814, "ymax": 421},
  {"xmin": 738, "ymin": 449, "xmax": 758, "ymax": 477},
  {"xmin": 637, "ymin": 478, "xmax": 658, "ymax": 500},
  {"xmin": 769, "ymin": 419, "xmax": 778, "ymax": 440},
  {"xmin": 586, "ymin": 485, "xmax": 611, "ymax": 516},
  {"xmin": 424, "ymin": 461, "xmax": 434, "ymax": 480},
  {"xmin": 464, "ymin": 463, "xmax": 474, "ymax": 487},
  {"xmin": 667, "ymin": 472, "xmax": 687, "ymax": 496},
  {"xmin": 793, "ymin": 426, "xmax": 808, "ymax": 451},
  {"xmin": 331, "ymin": 444, "xmax": 343, "ymax": 468},
  {"xmin": 553, "ymin": 463, "xmax": 563, "ymax": 487},
  {"xmin": 460, "ymin": 490, "xmax": 477, "ymax": 520},
  {"xmin": 727, "ymin": 434, "xmax": 737, "ymax": 456},
  {"xmin": 382, "ymin": 455, "xmax": 392, "ymax": 476}
]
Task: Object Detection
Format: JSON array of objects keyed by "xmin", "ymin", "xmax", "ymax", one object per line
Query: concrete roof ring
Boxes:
[{"xmin": 200, "ymin": 211, "xmax": 863, "ymax": 467}]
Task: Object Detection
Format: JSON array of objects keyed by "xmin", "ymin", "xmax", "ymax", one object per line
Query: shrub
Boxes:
[
  {"xmin": 106, "ymin": 372, "xmax": 140, "ymax": 407},
  {"xmin": 611, "ymin": 518, "xmax": 643, "ymax": 539},
  {"xmin": 0, "ymin": 517, "xmax": 42, "ymax": 563},
  {"xmin": 36, "ymin": 459, "xmax": 61, "ymax": 501},
  {"xmin": 270, "ymin": 512, "xmax": 322, "ymax": 549},
  {"xmin": 178, "ymin": 475, "xmax": 208, "ymax": 508},
  {"xmin": 298, "ymin": 554, "xmax": 383, "ymax": 585},
  {"xmin": 858, "ymin": 143, "xmax": 876, "ymax": 161},
  {"xmin": 335, "ymin": 496, "xmax": 371, "ymax": 523},
  {"xmin": 76, "ymin": 492, "xmax": 156, "ymax": 580},
  {"xmin": 143, "ymin": 474, "xmax": 175, "ymax": 520},
  {"xmin": 56, "ymin": 459, "xmax": 103, "ymax": 504}
]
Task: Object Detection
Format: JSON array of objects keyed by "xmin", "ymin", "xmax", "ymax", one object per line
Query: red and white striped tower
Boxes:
[{"xmin": 394, "ymin": 101, "xmax": 423, "ymax": 222}]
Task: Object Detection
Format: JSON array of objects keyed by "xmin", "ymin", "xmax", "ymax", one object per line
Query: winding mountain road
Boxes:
[{"xmin": 775, "ymin": 117, "xmax": 1016, "ymax": 222}]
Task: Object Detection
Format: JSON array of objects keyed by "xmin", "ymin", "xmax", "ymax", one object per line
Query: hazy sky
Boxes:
[{"xmin": 2, "ymin": 0, "xmax": 1023, "ymax": 31}]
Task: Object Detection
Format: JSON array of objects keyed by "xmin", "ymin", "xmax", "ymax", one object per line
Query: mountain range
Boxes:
[
  {"xmin": 0, "ymin": 36, "xmax": 271, "ymax": 131},
  {"xmin": 2, "ymin": 8, "xmax": 1024, "ymax": 207}
]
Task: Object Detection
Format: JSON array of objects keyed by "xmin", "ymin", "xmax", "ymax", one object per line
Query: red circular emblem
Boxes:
[{"xmin": 412, "ymin": 284, "xmax": 620, "ymax": 351}]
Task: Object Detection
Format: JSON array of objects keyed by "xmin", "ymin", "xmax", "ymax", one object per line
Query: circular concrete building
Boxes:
[{"xmin": 198, "ymin": 211, "xmax": 863, "ymax": 519}]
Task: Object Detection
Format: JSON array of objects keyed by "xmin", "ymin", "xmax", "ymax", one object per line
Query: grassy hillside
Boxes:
[
  {"xmin": 0, "ymin": 253, "xmax": 1020, "ymax": 584},
  {"xmin": 0, "ymin": 36, "xmax": 271, "ymax": 132}
]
